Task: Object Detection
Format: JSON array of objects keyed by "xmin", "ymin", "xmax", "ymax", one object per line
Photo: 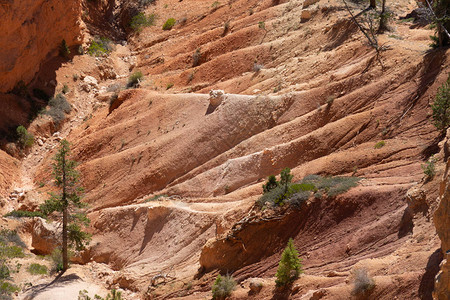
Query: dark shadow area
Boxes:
[
  {"xmin": 25, "ymin": 272, "xmax": 81, "ymax": 299},
  {"xmin": 323, "ymin": 19, "xmax": 358, "ymax": 51},
  {"xmin": 399, "ymin": 7, "xmax": 432, "ymax": 29},
  {"xmin": 205, "ymin": 104, "xmax": 217, "ymax": 115},
  {"xmin": 418, "ymin": 248, "xmax": 443, "ymax": 300},
  {"xmin": 398, "ymin": 207, "xmax": 414, "ymax": 238},
  {"xmin": 138, "ymin": 212, "xmax": 167, "ymax": 255},
  {"xmin": 271, "ymin": 284, "xmax": 292, "ymax": 300}
]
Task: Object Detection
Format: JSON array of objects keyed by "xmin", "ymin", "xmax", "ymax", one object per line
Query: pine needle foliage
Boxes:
[
  {"xmin": 40, "ymin": 140, "xmax": 90, "ymax": 271},
  {"xmin": 431, "ymin": 75, "xmax": 450, "ymax": 133},
  {"xmin": 275, "ymin": 238, "xmax": 302, "ymax": 287},
  {"xmin": 212, "ymin": 274, "xmax": 236, "ymax": 300}
]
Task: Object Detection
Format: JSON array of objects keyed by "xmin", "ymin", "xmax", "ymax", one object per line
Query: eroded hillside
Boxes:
[{"xmin": 0, "ymin": 0, "xmax": 449, "ymax": 299}]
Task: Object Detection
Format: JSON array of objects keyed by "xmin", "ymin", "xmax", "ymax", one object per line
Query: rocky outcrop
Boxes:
[
  {"xmin": 0, "ymin": 0, "xmax": 83, "ymax": 93},
  {"xmin": 31, "ymin": 218, "xmax": 60, "ymax": 255},
  {"xmin": 434, "ymin": 161, "xmax": 450, "ymax": 300}
]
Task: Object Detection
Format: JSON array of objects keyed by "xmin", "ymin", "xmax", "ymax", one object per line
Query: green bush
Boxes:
[
  {"xmin": 87, "ymin": 37, "xmax": 113, "ymax": 57},
  {"xmin": 130, "ymin": 12, "xmax": 156, "ymax": 32},
  {"xmin": 49, "ymin": 248, "xmax": 64, "ymax": 273},
  {"xmin": 0, "ymin": 280, "xmax": 19, "ymax": 299},
  {"xmin": 27, "ymin": 263, "xmax": 48, "ymax": 275},
  {"xmin": 5, "ymin": 210, "xmax": 45, "ymax": 219},
  {"xmin": 59, "ymin": 39, "xmax": 70, "ymax": 58},
  {"xmin": 374, "ymin": 140, "xmax": 385, "ymax": 149},
  {"xmin": 257, "ymin": 172, "xmax": 361, "ymax": 208},
  {"xmin": 212, "ymin": 274, "xmax": 236, "ymax": 300},
  {"xmin": 16, "ymin": 125, "xmax": 34, "ymax": 149},
  {"xmin": 162, "ymin": 18, "xmax": 176, "ymax": 30},
  {"xmin": 128, "ymin": 71, "xmax": 143, "ymax": 88},
  {"xmin": 431, "ymin": 75, "xmax": 450, "ymax": 133},
  {"xmin": 275, "ymin": 238, "xmax": 302, "ymax": 287},
  {"xmin": 422, "ymin": 155, "xmax": 436, "ymax": 181},
  {"xmin": 351, "ymin": 267, "xmax": 375, "ymax": 296},
  {"xmin": 46, "ymin": 93, "xmax": 72, "ymax": 126}
]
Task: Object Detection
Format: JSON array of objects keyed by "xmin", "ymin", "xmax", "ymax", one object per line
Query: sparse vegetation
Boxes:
[
  {"xmin": 351, "ymin": 267, "xmax": 375, "ymax": 297},
  {"xmin": 0, "ymin": 230, "xmax": 25, "ymax": 299},
  {"xmin": 211, "ymin": 1, "xmax": 220, "ymax": 9},
  {"xmin": 78, "ymin": 288, "xmax": 122, "ymax": 300},
  {"xmin": 59, "ymin": 39, "xmax": 70, "ymax": 58},
  {"xmin": 16, "ymin": 125, "xmax": 34, "ymax": 149},
  {"xmin": 257, "ymin": 172, "xmax": 361, "ymax": 208},
  {"xmin": 62, "ymin": 84, "xmax": 69, "ymax": 94},
  {"xmin": 128, "ymin": 71, "xmax": 144, "ymax": 88},
  {"xmin": 27, "ymin": 263, "xmax": 48, "ymax": 275},
  {"xmin": 431, "ymin": 75, "xmax": 450, "ymax": 133},
  {"xmin": 258, "ymin": 21, "xmax": 266, "ymax": 30},
  {"xmin": 49, "ymin": 248, "xmax": 64, "ymax": 273},
  {"xmin": 211, "ymin": 274, "xmax": 236, "ymax": 300},
  {"xmin": 275, "ymin": 238, "xmax": 302, "ymax": 287},
  {"xmin": 422, "ymin": 155, "xmax": 436, "ymax": 181},
  {"xmin": 145, "ymin": 194, "xmax": 167, "ymax": 202},
  {"xmin": 162, "ymin": 18, "xmax": 176, "ymax": 30},
  {"xmin": 45, "ymin": 93, "xmax": 72, "ymax": 126},
  {"xmin": 166, "ymin": 83, "xmax": 174, "ymax": 90},
  {"xmin": 130, "ymin": 12, "xmax": 157, "ymax": 32},
  {"xmin": 87, "ymin": 37, "xmax": 113, "ymax": 57},
  {"xmin": 374, "ymin": 140, "xmax": 385, "ymax": 149},
  {"xmin": 223, "ymin": 21, "xmax": 230, "ymax": 36},
  {"xmin": 4, "ymin": 210, "xmax": 45, "ymax": 218}
]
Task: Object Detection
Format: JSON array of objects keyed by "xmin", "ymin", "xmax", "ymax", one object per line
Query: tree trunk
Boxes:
[
  {"xmin": 370, "ymin": 0, "xmax": 376, "ymax": 8},
  {"xmin": 62, "ymin": 153, "xmax": 68, "ymax": 271},
  {"xmin": 379, "ymin": 0, "xmax": 387, "ymax": 32},
  {"xmin": 62, "ymin": 206, "xmax": 68, "ymax": 271}
]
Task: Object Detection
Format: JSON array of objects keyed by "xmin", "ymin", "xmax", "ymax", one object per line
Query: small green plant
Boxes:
[
  {"xmin": 27, "ymin": 263, "xmax": 48, "ymax": 275},
  {"xmin": 431, "ymin": 75, "xmax": 450, "ymax": 133},
  {"xmin": 162, "ymin": 18, "xmax": 176, "ymax": 30},
  {"xmin": 262, "ymin": 175, "xmax": 278, "ymax": 193},
  {"xmin": 78, "ymin": 288, "xmax": 122, "ymax": 300},
  {"xmin": 62, "ymin": 84, "xmax": 69, "ymax": 94},
  {"xmin": 275, "ymin": 238, "xmax": 302, "ymax": 287},
  {"xmin": 212, "ymin": 274, "xmax": 236, "ymax": 300},
  {"xmin": 374, "ymin": 140, "xmax": 385, "ymax": 149},
  {"xmin": 166, "ymin": 83, "xmax": 174, "ymax": 90},
  {"xmin": 73, "ymin": 74, "xmax": 79, "ymax": 81},
  {"xmin": 211, "ymin": 1, "xmax": 220, "ymax": 8},
  {"xmin": 49, "ymin": 248, "xmax": 64, "ymax": 273},
  {"xmin": 87, "ymin": 37, "xmax": 113, "ymax": 57},
  {"xmin": 130, "ymin": 12, "xmax": 157, "ymax": 32},
  {"xmin": 128, "ymin": 71, "xmax": 143, "ymax": 88},
  {"xmin": 16, "ymin": 125, "xmax": 34, "ymax": 149},
  {"xmin": 192, "ymin": 48, "xmax": 202, "ymax": 67},
  {"xmin": 258, "ymin": 21, "xmax": 266, "ymax": 30},
  {"xmin": 145, "ymin": 194, "xmax": 167, "ymax": 202},
  {"xmin": 59, "ymin": 39, "xmax": 70, "ymax": 58},
  {"xmin": 5, "ymin": 210, "xmax": 45, "ymax": 218},
  {"xmin": 422, "ymin": 155, "xmax": 437, "ymax": 181},
  {"xmin": 351, "ymin": 267, "xmax": 375, "ymax": 297}
]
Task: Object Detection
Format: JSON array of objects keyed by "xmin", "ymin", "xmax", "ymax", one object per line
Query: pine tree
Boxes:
[
  {"xmin": 262, "ymin": 175, "xmax": 279, "ymax": 193},
  {"xmin": 275, "ymin": 238, "xmax": 302, "ymax": 287},
  {"xmin": 279, "ymin": 168, "xmax": 293, "ymax": 194},
  {"xmin": 40, "ymin": 140, "xmax": 90, "ymax": 272},
  {"xmin": 431, "ymin": 75, "xmax": 450, "ymax": 134}
]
